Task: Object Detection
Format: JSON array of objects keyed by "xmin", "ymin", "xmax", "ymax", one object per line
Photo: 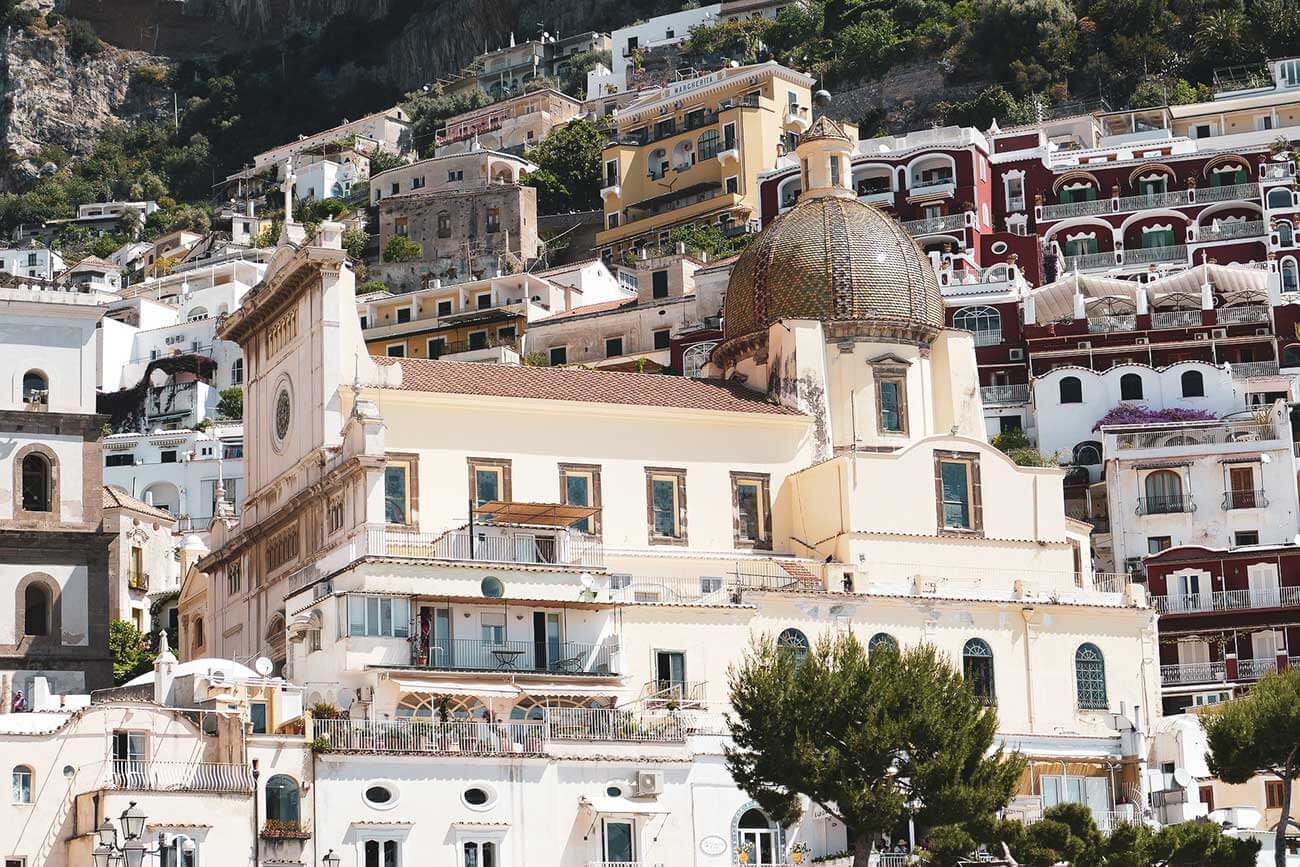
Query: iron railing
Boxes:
[
  {"xmin": 1196, "ymin": 181, "xmax": 1261, "ymax": 203},
  {"xmin": 1125, "ymin": 244, "xmax": 1188, "ymax": 265},
  {"xmin": 1061, "ymin": 250, "xmax": 1118, "ymax": 272},
  {"xmin": 1153, "ymin": 585, "xmax": 1300, "ymax": 614},
  {"xmin": 1115, "ymin": 190, "xmax": 1191, "ymax": 211},
  {"xmin": 1204, "ymin": 220, "xmax": 1266, "ymax": 242},
  {"xmin": 609, "ymin": 575, "xmax": 729, "ymax": 605},
  {"xmin": 1159, "ymin": 661, "xmax": 1226, "ymax": 685},
  {"xmin": 1238, "ymin": 657, "xmax": 1277, "ymax": 680},
  {"xmin": 980, "ymin": 384, "xmax": 1030, "ymax": 405},
  {"xmin": 898, "ymin": 212, "xmax": 968, "ymax": 235},
  {"xmin": 1136, "ymin": 494, "xmax": 1195, "ymax": 515},
  {"xmin": 1150, "ymin": 310, "xmax": 1201, "ymax": 328},
  {"xmin": 1216, "ymin": 304, "xmax": 1270, "ymax": 324},
  {"xmin": 311, "ymin": 718, "xmax": 546, "ymax": 754},
  {"xmin": 907, "ymin": 177, "xmax": 957, "ymax": 196},
  {"xmin": 1223, "ymin": 488, "xmax": 1268, "ymax": 509},
  {"xmin": 1113, "ymin": 421, "xmax": 1276, "ymax": 449},
  {"xmin": 546, "ymin": 707, "xmax": 687, "ymax": 742},
  {"xmin": 1262, "ymin": 163, "xmax": 1296, "ymax": 181},
  {"xmin": 1041, "ymin": 198, "xmax": 1111, "ymax": 220},
  {"xmin": 101, "ymin": 761, "xmax": 254, "ymax": 793},
  {"xmin": 1229, "ymin": 360, "xmax": 1280, "ymax": 378},
  {"xmin": 367, "ymin": 526, "xmax": 603, "ymax": 567},
  {"xmin": 1088, "ymin": 314, "xmax": 1137, "ymax": 332},
  {"xmin": 412, "ymin": 637, "xmax": 615, "ymax": 675}
]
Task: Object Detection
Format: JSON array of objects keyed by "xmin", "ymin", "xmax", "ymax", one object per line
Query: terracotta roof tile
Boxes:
[
  {"xmin": 373, "ymin": 356, "xmax": 801, "ymax": 416},
  {"xmin": 103, "ymin": 485, "xmax": 178, "ymax": 522}
]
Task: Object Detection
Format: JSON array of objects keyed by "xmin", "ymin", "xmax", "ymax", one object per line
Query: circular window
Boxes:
[
  {"xmin": 461, "ymin": 784, "xmax": 497, "ymax": 810},
  {"xmin": 481, "ymin": 576, "xmax": 504, "ymax": 598},
  {"xmin": 363, "ymin": 782, "xmax": 398, "ymax": 810},
  {"xmin": 990, "ymin": 241, "xmax": 1009, "ymax": 255},
  {"xmin": 274, "ymin": 386, "xmax": 292, "ymax": 442},
  {"xmin": 605, "ymin": 784, "xmax": 623, "ymax": 798}
]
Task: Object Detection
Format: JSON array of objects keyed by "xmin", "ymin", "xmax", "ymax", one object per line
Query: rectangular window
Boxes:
[
  {"xmin": 436, "ymin": 300, "xmax": 453, "ymax": 317},
  {"xmin": 1267, "ymin": 780, "xmax": 1286, "ymax": 808},
  {"xmin": 130, "ymin": 546, "xmax": 144, "ymax": 586},
  {"xmin": 549, "ymin": 346, "xmax": 568, "ymax": 366},
  {"xmin": 608, "ymin": 213, "xmax": 620, "ymax": 230},
  {"xmin": 394, "ymin": 218, "xmax": 409, "ymax": 237},
  {"xmin": 731, "ymin": 473, "xmax": 771, "ymax": 548},
  {"xmin": 1147, "ymin": 536, "xmax": 1172, "ymax": 554},
  {"xmin": 363, "ymin": 839, "xmax": 400, "ymax": 867},
  {"xmin": 469, "ymin": 458, "xmax": 511, "ymax": 507},
  {"xmin": 347, "ymin": 595, "xmax": 410, "ymax": 638},
  {"xmin": 935, "ymin": 452, "xmax": 982, "ymax": 533},
  {"xmin": 160, "ymin": 450, "xmax": 177, "ymax": 464},
  {"xmin": 652, "ymin": 328, "xmax": 671, "ymax": 350},
  {"xmin": 249, "ymin": 702, "xmax": 268, "ymax": 734},
  {"xmin": 877, "ymin": 377, "xmax": 906, "ymax": 434},
  {"xmin": 480, "ymin": 612, "xmax": 506, "ymax": 644},
  {"xmin": 386, "ymin": 344, "xmax": 406, "ymax": 358},
  {"xmin": 646, "ymin": 467, "xmax": 686, "ymax": 543},
  {"xmin": 559, "ymin": 463, "xmax": 601, "ymax": 535},
  {"xmin": 396, "ymin": 308, "xmax": 412, "ymax": 323},
  {"xmin": 723, "ymin": 123, "xmax": 736, "ymax": 151},
  {"xmin": 605, "ymin": 336, "xmax": 624, "ymax": 358},
  {"xmin": 428, "ymin": 337, "xmax": 447, "ymax": 358},
  {"xmin": 486, "ymin": 208, "xmax": 501, "ymax": 234},
  {"xmin": 385, "ymin": 461, "xmax": 411, "ymax": 525},
  {"xmin": 651, "ymin": 270, "xmax": 669, "ymax": 298},
  {"xmin": 476, "ymin": 293, "xmax": 493, "ymax": 310},
  {"xmin": 105, "ymin": 453, "xmax": 135, "ymax": 467},
  {"xmin": 497, "ymin": 326, "xmax": 515, "ymax": 342},
  {"xmin": 725, "ymin": 176, "xmax": 738, "ymax": 194},
  {"xmin": 1235, "ymin": 530, "xmax": 1260, "ymax": 546}
]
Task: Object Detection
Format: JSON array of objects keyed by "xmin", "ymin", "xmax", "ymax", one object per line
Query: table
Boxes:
[{"xmin": 491, "ymin": 647, "xmax": 524, "ymax": 670}]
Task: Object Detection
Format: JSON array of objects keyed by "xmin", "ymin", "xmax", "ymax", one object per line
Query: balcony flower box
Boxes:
[{"xmin": 261, "ymin": 820, "xmax": 311, "ymax": 840}]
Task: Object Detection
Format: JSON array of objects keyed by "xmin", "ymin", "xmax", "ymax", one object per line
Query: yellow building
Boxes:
[{"xmin": 596, "ymin": 61, "xmax": 817, "ymax": 257}]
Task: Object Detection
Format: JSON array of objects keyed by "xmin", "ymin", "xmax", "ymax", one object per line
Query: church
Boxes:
[{"xmin": 184, "ymin": 114, "xmax": 1159, "ymax": 865}]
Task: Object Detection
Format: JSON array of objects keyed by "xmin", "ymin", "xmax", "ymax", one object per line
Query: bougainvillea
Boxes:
[{"xmin": 1092, "ymin": 404, "xmax": 1218, "ymax": 431}]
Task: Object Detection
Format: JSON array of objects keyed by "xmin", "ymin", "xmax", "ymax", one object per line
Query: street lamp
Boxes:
[
  {"xmin": 323, "ymin": 850, "xmax": 341, "ymax": 867},
  {"xmin": 90, "ymin": 802, "xmax": 190, "ymax": 867}
]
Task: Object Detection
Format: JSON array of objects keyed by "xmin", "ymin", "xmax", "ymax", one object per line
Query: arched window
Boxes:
[
  {"xmin": 682, "ymin": 341, "xmax": 717, "ymax": 379},
  {"xmin": 1119, "ymin": 372, "xmax": 1143, "ymax": 401},
  {"xmin": 953, "ymin": 306, "xmax": 1001, "ymax": 345},
  {"xmin": 698, "ymin": 129, "xmax": 721, "ymax": 160},
  {"xmin": 265, "ymin": 774, "xmax": 300, "ymax": 825},
  {"xmin": 1279, "ymin": 221, "xmax": 1295, "ymax": 247},
  {"xmin": 12, "ymin": 765, "xmax": 32, "ymax": 803},
  {"xmin": 186, "ymin": 307, "xmax": 209, "ymax": 322},
  {"xmin": 1075, "ymin": 643, "xmax": 1108, "ymax": 709},
  {"xmin": 21, "ymin": 453, "xmax": 51, "ymax": 512},
  {"xmin": 777, "ymin": 628, "xmax": 809, "ymax": 665},
  {"xmin": 1072, "ymin": 441, "xmax": 1102, "ymax": 465},
  {"xmin": 396, "ymin": 692, "xmax": 486, "ymax": 720},
  {"xmin": 868, "ymin": 632, "xmax": 898, "ymax": 655},
  {"xmin": 437, "ymin": 211, "xmax": 451, "ymax": 239},
  {"xmin": 1268, "ymin": 188, "xmax": 1294, "ymax": 210},
  {"xmin": 1284, "ymin": 260, "xmax": 1299, "ymax": 294},
  {"xmin": 1181, "ymin": 369, "xmax": 1205, "ymax": 397},
  {"xmin": 737, "ymin": 808, "xmax": 777, "ymax": 865},
  {"xmin": 1143, "ymin": 470, "xmax": 1184, "ymax": 513},
  {"xmin": 1284, "ymin": 345, "xmax": 1300, "ymax": 368},
  {"xmin": 962, "ymin": 638, "xmax": 995, "ymax": 704},
  {"xmin": 231, "ymin": 359, "xmax": 244, "ymax": 385},
  {"xmin": 1059, "ymin": 376, "xmax": 1083, "ymax": 404},
  {"xmin": 23, "ymin": 583, "xmax": 50, "ymax": 636},
  {"xmin": 22, "ymin": 371, "xmax": 47, "ymax": 404}
]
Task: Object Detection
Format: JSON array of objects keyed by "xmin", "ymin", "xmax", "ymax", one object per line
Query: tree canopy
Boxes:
[
  {"xmin": 109, "ymin": 619, "xmax": 156, "ymax": 685},
  {"xmin": 524, "ymin": 118, "xmax": 608, "ymax": 214},
  {"xmin": 726, "ymin": 633, "xmax": 1023, "ymax": 866}
]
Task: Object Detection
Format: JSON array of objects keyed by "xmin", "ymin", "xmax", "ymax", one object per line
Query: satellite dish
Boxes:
[
  {"xmin": 254, "ymin": 656, "xmax": 274, "ymax": 677},
  {"xmin": 1173, "ymin": 767, "xmax": 1193, "ymax": 788},
  {"xmin": 579, "ymin": 572, "xmax": 596, "ymax": 591}
]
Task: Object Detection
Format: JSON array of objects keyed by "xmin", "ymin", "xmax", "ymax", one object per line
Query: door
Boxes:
[
  {"xmin": 603, "ymin": 819, "xmax": 635, "ymax": 863},
  {"xmin": 1248, "ymin": 565, "xmax": 1281, "ymax": 608},
  {"xmin": 112, "ymin": 730, "xmax": 146, "ymax": 787},
  {"xmin": 1229, "ymin": 466, "xmax": 1255, "ymax": 509},
  {"xmin": 423, "ymin": 607, "xmax": 451, "ymax": 668},
  {"xmin": 1252, "ymin": 630, "xmax": 1281, "ymax": 669},
  {"xmin": 533, "ymin": 612, "xmax": 561, "ymax": 671},
  {"xmin": 1171, "ymin": 573, "xmax": 1204, "ymax": 612},
  {"xmin": 655, "ymin": 651, "xmax": 686, "ymax": 698},
  {"xmin": 739, "ymin": 828, "xmax": 776, "ymax": 865}
]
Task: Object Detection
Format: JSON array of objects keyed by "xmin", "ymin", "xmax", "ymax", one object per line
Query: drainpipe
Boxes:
[
  {"xmin": 1021, "ymin": 607, "xmax": 1037, "ymax": 731},
  {"xmin": 252, "ymin": 759, "xmax": 261, "ymax": 865}
]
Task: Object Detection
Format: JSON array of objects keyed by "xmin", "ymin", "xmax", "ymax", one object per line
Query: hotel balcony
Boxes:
[
  {"xmin": 1150, "ymin": 310, "xmax": 1201, "ymax": 328},
  {"xmin": 898, "ymin": 211, "xmax": 972, "ymax": 237},
  {"xmin": 1196, "ymin": 219, "xmax": 1267, "ymax": 242},
  {"xmin": 1153, "ymin": 584, "xmax": 1300, "ymax": 615},
  {"xmin": 146, "ymin": 382, "xmax": 200, "ymax": 418},
  {"xmin": 100, "ymin": 761, "xmax": 254, "ymax": 793},
  {"xmin": 365, "ymin": 521, "xmax": 603, "ymax": 569},
  {"xmin": 1262, "ymin": 163, "xmax": 1296, "ymax": 182},
  {"xmin": 1135, "ymin": 494, "xmax": 1195, "ymax": 515},
  {"xmin": 1124, "ymin": 244, "xmax": 1188, "ymax": 266},
  {"xmin": 1216, "ymin": 304, "xmax": 1270, "ymax": 324},
  {"xmin": 1229, "ymin": 360, "xmax": 1280, "ymax": 379},
  {"xmin": 1088, "ymin": 313, "xmax": 1137, "ymax": 332},
  {"xmin": 1060, "ymin": 250, "xmax": 1119, "ymax": 273},
  {"xmin": 1159, "ymin": 656, "xmax": 1298, "ymax": 686},
  {"xmin": 981, "ymin": 384, "xmax": 1030, "ymax": 405},
  {"xmin": 410, "ymin": 637, "xmax": 616, "ymax": 676},
  {"xmin": 1223, "ymin": 488, "xmax": 1268, "ymax": 510},
  {"xmin": 906, "ymin": 177, "xmax": 956, "ymax": 199},
  {"xmin": 1039, "ymin": 182, "xmax": 1263, "ymax": 222},
  {"xmin": 1196, "ymin": 181, "xmax": 1261, "ymax": 203},
  {"xmin": 1111, "ymin": 419, "xmax": 1277, "ymax": 451},
  {"xmin": 1041, "ymin": 198, "xmax": 1113, "ymax": 221}
]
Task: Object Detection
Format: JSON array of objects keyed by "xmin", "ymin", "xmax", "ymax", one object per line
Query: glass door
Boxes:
[
  {"xmin": 655, "ymin": 651, "xmax": 686, "ymax": 698},
  {"xmin": 739, "ymin": 828, "xmax": 776, "ymax": 864},
  {"xmin": 534, "ymin": 612, "xmax": 561, "ymax": 671},
  {"xmin": 603, "ymin": 819, "xmax": 635, "ymax": 863}
]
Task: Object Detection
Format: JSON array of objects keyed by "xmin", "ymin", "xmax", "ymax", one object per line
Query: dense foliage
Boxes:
[
  {"xmin": 524, "ymin": 118, "xmax": 609, "ymax": 214},
  {"xmin": 109, "ymin": 619, "xmax": 156, "ymax": 685},
  {"xmin": 989, "ymin": 428, "xmax": 1057, "ymax": 466},
  {"xmin": 1092, "ymin": 404, "xmax": 1218, "ymax": 430},
  {"xmin": 727, "ymin": 633, "xmax": 1023, "ymax": 866}
]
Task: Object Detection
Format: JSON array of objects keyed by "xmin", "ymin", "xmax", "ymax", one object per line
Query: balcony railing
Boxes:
[
  {"xmin": 1041, "ymin": 198, "xmax": 1111, "ymax": 220},
  {"xmin": 640, "ymin": 679, "xmax": 708, "ymax": 708},
  {"xmin": 546, "ymin": 707, "xmax": 688, "ymax": 742},
  {"xmin": 1262, "ymin": 163, "xmax": 1296, "ymax": 181},
  {"xmin": 1203, "ymin": 220, "xmax": 1267, "ymax": 242},
  {"xmin": 1223, "ymin": 488, "xmax": 1268, "ymax": 510},
  {"xmin": 1113, "ymin": 421, "xmax": 1276, "ymax": 449},
  {"xmin": 1125, "ymin": 244, "xmax": 1188, "ymax": 265},
  {"xmin": 1060, "ymin": 250, "xmax": 1117, "ymax": 272},
  {"xmin": 1153, "ymin": 585, "xmax": 1300, "ymax": 614},
  {"xmin": 898, "ymin": 212, "xmax": 968, "ymax": 235},
  {"xmin": 127, "ymin": 573, "xmax": 149, "ymax": 592},
  {"xmin": 981, "ymin": 384, "xmax": 1030, "ymax": 405},
  {"xmin": 1239, "ymin": 657, "xmax": 1277, "ymax": 680},
  {"xmin": 1229, "ymin": 360, "xmax": 1280, "ymax": 378},
  {"xmin": 1217, "ymin": 304, "xmax": 1270, "ymax": 324},
  {"xmin": 1136, "ymin": 494, "xmax": 1195, "ymax": 515},
  {"xmin": 1159, "ymin": 661, "xmax": 1226, "ymax": 685},
  {"xmin": 1151, "ymin": 310, "xmax": 1201, "ymax": 328},
  {"xmin": 1196, "ymin": 181, "xmax": 1261, "ymax": 203},
  {"xmin": 101, "ymin": 761, "xmax": 254, "ymax": 793},
  {"xmin": 1088, "ymin": 314, "xmax": 1137, "ymax": 332},
  {"xmin": 312, "ymin": 718, "xmax": 546, "ymax": 755},
  {"xmin": 609, "ymin": 575, "xmax": 729, "ymax": 605},
  {"xmin": 907, "ymin": 177, "xmax": 956, "ymax": 196},
  {"xmin": 587, "ymin": 862, "xmax": 666, "ymax": 867},
  {"xmin": 1115, "ymin": 189, "xmax": 1191, "ymax": 211},
  {"xmin": 413, "ymin": 638, "xmax": 615, "ymax": 675},
  {"xmin": 366, "ymin": 526, "xmax": 603, "ymax": 568}
]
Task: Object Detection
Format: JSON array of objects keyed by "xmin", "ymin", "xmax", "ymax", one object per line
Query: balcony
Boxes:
[
  {"xmin": 365, "ymin": 525, "xmax": 604, "ymax": 568},
  {"xmin": 898, "ymin": 212, "xmax": 969, "ymax": 236},
  {"xmin": 857, "ymin": 187, "xmax": 894, "ymax": 205},
  {"xmin": 1125, "ymin": 244, "xmax": 1188, "ymax": 266},
  {"xmin": 1136, "ymin": 494, "xmax": 1195, "ymax": 515},
  {"xmin": 1041, "ymin": 198, "xmax": 1111, "ymax": 221},
  {"xmin": 412, "ymin": 637, "xmax": 615, "ymax": 675},
  {"xmin": 1060, "ymin": 250, "xmax": 1118, "ymax": 273},
  {"xmin": 100, "ymin": 761, "xmax": 254, "ymax": 793},
  {"xmin": 1262, "ymin": 163, "xmax": 1296, "ymax": 182},
  {"xmin": 1197, "ymin": 181, "xmax": 1261, "ymax": 203},
  {"xmin": 1113, "ymin": 420, "xmax": 1276, "ymax": 450},
  {"xmin": 907, "ymin": 177, "xmax": 956, "ymax": 198},
  {"xmin": 1151, "ymin": 310, "xmax": 1201, "ymax": 328},
  {"xmin": 1217, "ymin": 304, "xmax": 1270, "ymax": 324},
  {"xmin": 1238, "ymin": 657, "xmax": 1277, "ymax": 680},
  {"xmin": 127, "ymin": 572, "xmax": 149, "ymax": 592},
  {"xmin": 147, "ymin": 382, "xmax": 199, "ymax": 418},
  {"xmin": 1153, "ymin": 584, "xmax": 1300, "ymax": 614},
  {"xmin": 1115, "ymin": 189, "xmax": 1192, "ymax": 212},
  {"xmin": 640, "ymin": 679, "xmax": 708, "ymax": 709},
  {"xmin": 1088, "ymin": 314, "xmax": 1137, "ymax": 332},
  {"xmin": 981, "ymin": 384, "xmax": 1030, "ymax": 405},
  {"xmin": 312, "ymin": 718, "xmax": 546, "ymax": 755},
  {"xmin": 1229, "ymin": 360, "xmax": 1280, "ymax": 379},
  {"xmin": 1201, "ymin": 220, "xmax": 1267, "ymax": 242},
  {"xmin": 609, "ymin": 575, "xmax": 729, "ymax": 605},
  {"xmin": 1223, "ymin": 488, "xmax": 1268, "ymax": 510},
  {"xmin": 1159, "ymin": 661, "xmax": 1226, "ymax": 685}
]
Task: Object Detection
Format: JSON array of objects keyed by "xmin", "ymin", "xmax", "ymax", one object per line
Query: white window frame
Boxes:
[
  {"xmin": 347, "ymin": 595, "xmax": 411, "ymax": 638},
  {"xmin": 452, "ymin": 827, "xmax": 507, "ymax": 867}
]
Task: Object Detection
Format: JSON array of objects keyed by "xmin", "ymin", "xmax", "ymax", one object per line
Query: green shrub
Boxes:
[
  {"xmin": 382, "ymin": 235, "xmax": 422, "ymax": 263},
  {"xmin": 64, "ymin": 17, "xmax": 103, "ymax": 59}
]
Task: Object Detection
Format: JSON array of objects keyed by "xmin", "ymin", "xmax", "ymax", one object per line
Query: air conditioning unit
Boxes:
[
  {"xmin": 1256, "ymin": 328, "xmax": 1270, "ymax": 336},
  {"xmin": 1078, "ymin": 341, "xmax": 1092, "ymax": 349},
  {"xmin": 1194, "ymin": 333, "xmax": 1208, "ymax": 341},
  {"xmin": 1212, "ymin": 328, "xmax": 1228, "ymax": 339},
  {"xmin": 1009, "ymin": 348, "xmax": 1024, "ymax": 361},
  {"xmin": 1135, "ymin": 337, "xmax": 1149, "ymax": 345},
  {"xmin": 635, "ymin": 770, "xmax": 664, "ymax": 796}
]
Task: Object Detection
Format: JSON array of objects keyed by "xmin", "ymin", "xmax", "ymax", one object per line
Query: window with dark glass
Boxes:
[
  {"xmin": 605, "ymin": 336, "xmax": 624, "ymax": 358},
  {"xmin": 549, "ymin": 346, "xmax": 567, "ymax": 366},
  {"xmin": 437, "ymin": 300, "xmax": 453, "ymax": 317},
  {"xmin": 396, "ymin": 308, "xmax": 411, "ymax": 324},
  {"xmin": 265, "ymin": 774, "xmax": 299, "ymax": 824},
  {"xmin": 1181, "ymin": 370, "xmax": 1205, "ymax": 397},
  {"xmin": 732, "ymin": 474, "xmax": 769, "ymax": 547},
  {"xmin": 963, "ymin": 638, "xmax": 995, "ymax": 704},
  {"xmin": 651, "ymin": 270, "xmax": 669, "ymax": 298},
  {"xmin": 940, "ymin": 461, "xmax": 972, "ymax": 529},
  {"xmin": 1059, "ymin": 376, "xmax": 1083, "ymax": 404},
  {"xmin": 868, "ymin": 633, "xmax": 898, "ymax": 655},
  {"xmin": 384, "ymin": 463, "xmax": 410, "ymax": 524},
  {"xmin": 878, "ymin": 378, "xmax": 904, "ymax": 433},
  {"xmin": 428, "ymin": 338, "xmax": 447, "ymax": 359},
  {"xmin": 1119, "ymin": 372, "xmax": 1143, "ymax": 400},
  {"xmin": 23, "ymin": 583, "xmax": 49, "ymax": 636},
  {"xmin": 21, "ymin": 453, "xmax": 50, "ymax": 512},
  {"xmin": 1075, "ymin": 643, "xmax": 1108, "ymax": 709},
  {"xmin": 468, "ymin": 331, "xmax": 488, "ymax": 350},
  {"xmin": 653, "ymin": 329, "xmax": 670, "ymax": 350},
  {"xmin": 778, "ymin": 628, "xmax": 809, "ymax": 665}
]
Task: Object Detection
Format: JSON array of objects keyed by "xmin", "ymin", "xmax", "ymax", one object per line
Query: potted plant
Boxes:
[
  {"xmin": 790, "ymin": 841, "xmax": 811, "ymax": 863},
  {"xmin": 737, "ymin": 841, "xmax": 755, "ymax": 863}
]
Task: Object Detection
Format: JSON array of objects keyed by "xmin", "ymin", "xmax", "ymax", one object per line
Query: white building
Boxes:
[
  {"xmin": 0, "ymin": 246, "xmax": 64, "ymax": 280},
  {"xmin": 593, "ymin": 5, "xmax": 721, "ymax": 96},
  {"xmin": 102, "ymin": 424, "xmax": 244, "ymax": 533}
]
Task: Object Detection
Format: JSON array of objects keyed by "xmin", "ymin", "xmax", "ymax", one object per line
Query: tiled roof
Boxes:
[
  {"xmin": 71, "ymin": 255, "xmax": 117, "ymax": 272},
  {"xmin": 373, "ymin": 356, "xmax": 802, "ymax": 416},
  {"xmin": 103, "ymin": 485, "xmax": 177, "ymax": 522},
  {"xmin": 533, "ymin": 297, "xmax": 639, "ymax": 322}
]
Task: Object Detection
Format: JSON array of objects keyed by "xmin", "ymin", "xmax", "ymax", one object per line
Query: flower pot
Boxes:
[
  {"xmin": 739, "ymin": 854, "xmax": 750, "ymax": 864},
  {"xmin": 792, "ymin": 853, "xmax": 804, "ymax": 864}
]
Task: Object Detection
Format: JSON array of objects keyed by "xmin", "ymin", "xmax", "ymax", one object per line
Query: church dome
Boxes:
[{"xmin": 720, "ymin": 149, "xmax": 944, "ymax": 347}]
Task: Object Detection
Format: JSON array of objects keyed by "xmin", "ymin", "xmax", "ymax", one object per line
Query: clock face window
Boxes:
[{"xmin": 275, "ymin": 388, "xmax": 292, "ymax": 442}]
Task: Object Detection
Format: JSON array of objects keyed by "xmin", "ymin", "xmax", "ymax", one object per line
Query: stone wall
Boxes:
[{"xmin": 829, "ymin": 63, "xmax": 985, "ymax": 134}]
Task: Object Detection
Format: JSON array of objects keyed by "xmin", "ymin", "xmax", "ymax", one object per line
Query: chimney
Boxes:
[{"xmin": 153, "ymin": 631, "xmax": 178, "ymax": 706}]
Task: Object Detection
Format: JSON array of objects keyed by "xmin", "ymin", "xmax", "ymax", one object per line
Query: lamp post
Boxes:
[
  {"xmin": 92, "ymin": 802, "xmax": 192, "ymax": 867},
  {"xmin": 322, "ymin": 850, "xmax": 341, "ymax": 867}
]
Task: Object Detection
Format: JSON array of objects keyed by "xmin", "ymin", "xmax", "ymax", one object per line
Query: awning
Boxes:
[
  {"xmin": 579, "ymin": 795, "xmax": 670, "ymax": 815},
  {"xmin": 388, "ymin": 677, "xmax": 520, "ymax": 698},
  {"xmin": 1130, "ymin": 459, "xmax": 1192, "ymax": 470},
  {"xmin": 475, "ymin": 501, "xmax": 600, "ymax": 527},
  {"xmin": 516, "ymin": 684, "xmax": 620, "ymax": 699},
  {"xmin": 1220, "ymin": 454, "xmax": 1264, "ymax": 464}
]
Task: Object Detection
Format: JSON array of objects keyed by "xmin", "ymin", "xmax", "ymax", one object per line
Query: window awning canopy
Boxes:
[
  {"xmin": 579, "ymin": 795, "xmax": 670, "ymax": 816},
  {"xmin": 475, "ymin": 501, "xmax": 600, "ymax": 527}
]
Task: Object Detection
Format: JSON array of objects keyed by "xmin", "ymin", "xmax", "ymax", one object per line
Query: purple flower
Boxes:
[{"xmin": 1092, "ymin": 404, "xmax": 1218, "ymax": 431}]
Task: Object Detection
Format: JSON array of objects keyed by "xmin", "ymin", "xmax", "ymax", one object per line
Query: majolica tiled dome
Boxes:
[{"xmin": 721, "ymin": 193, "xmax": 945, "ymax": 343}]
